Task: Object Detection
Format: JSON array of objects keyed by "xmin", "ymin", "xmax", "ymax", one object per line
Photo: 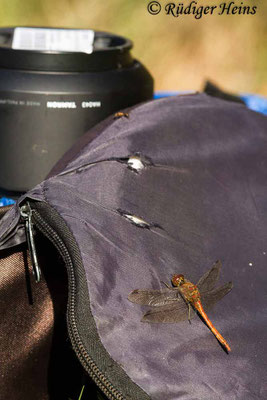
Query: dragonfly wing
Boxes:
[
  {"xmin": 201, "ymin": 282, "xmax": 233, "ymax": 312},
  {"xmin": 197, "ymin": 260, "xmax": 222, "ymax": 293},
  {"xmin": 128, "ymin": 288, "xmax": 181, "ymax": 307},
  {"xmin": 142, "ymin": 301, "xmax": 195, "ymax": 323}
]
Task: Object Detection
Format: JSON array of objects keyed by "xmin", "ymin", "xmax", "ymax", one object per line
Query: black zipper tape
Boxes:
[{"xmin": 20, "ymin": 200, "xmax": 150, "ymax": 400}]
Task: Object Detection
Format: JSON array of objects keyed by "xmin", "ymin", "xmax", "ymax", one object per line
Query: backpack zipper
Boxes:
[
  {"xmin": 20, "ymin": 202, "xmax": 41, "ymax": 283},
  {"xmin": 19, "ymin": 201, "xmax": 125, "ymax": 400}
]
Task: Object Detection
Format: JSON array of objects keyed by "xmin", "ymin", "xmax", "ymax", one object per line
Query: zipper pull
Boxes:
[{"xmin": 20, "ymin": 202, "xmax": 41, "ymax": 283}]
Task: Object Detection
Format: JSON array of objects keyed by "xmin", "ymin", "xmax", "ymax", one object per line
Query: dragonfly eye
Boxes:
[{"xmin": 171, "ymin": 274, "xmax": 184, "ymax": 287}]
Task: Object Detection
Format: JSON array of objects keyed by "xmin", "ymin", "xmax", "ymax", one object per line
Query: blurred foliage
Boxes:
[{"xmin": 0, "ymin": 0, "xmax": 266, "ymax": 94}]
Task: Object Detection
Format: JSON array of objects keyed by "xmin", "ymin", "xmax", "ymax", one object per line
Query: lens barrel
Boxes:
[{"xmin": 0, "ymin": 27, "xmax": 153, "ymax": 193}]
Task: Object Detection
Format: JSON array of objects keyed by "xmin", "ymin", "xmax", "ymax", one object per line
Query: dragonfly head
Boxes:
[{"xmin": 171, "ymin": 274, "xmax": 185, "ymax": 287}]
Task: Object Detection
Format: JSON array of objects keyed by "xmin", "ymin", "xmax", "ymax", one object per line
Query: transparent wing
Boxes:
[
  {"xmin": 197, "ymin": 260, "xmax": 222, "ymax": 293},
  {"xmin": 141, "ymin": 301, "xmax": 195, "ymax": 323},
  {"xmin": 128, "ymin": 288, "xmax": 181, "ymax": 307},
  {"xmin": 201, "ymin": 282, "xmax": 233, "ymax": 311}
]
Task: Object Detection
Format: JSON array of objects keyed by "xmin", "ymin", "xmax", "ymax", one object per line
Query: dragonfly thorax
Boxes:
[{"xmin": 171, "ymin": 274, "xmax": 185, "ymax": 287}]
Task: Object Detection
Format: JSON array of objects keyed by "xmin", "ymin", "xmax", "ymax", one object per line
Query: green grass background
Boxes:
[{"xmin": 0, "ymin": 0, "xmax": 265, "ymax": 93}]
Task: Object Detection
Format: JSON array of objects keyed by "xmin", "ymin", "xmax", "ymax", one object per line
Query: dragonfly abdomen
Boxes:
[{"xmin": 194, "ymin": 300, "xmax": 231, "ymax": 352}]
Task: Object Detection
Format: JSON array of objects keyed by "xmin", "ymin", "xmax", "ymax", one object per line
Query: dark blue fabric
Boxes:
[{"xmin": 38, "ymin": 94, "xmax": 267, "ymax": 399}]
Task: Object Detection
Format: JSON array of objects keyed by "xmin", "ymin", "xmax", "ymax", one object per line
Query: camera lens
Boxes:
[{"xmin": 0, "ymin": 27, "xmax": 153, "ymax": 194}]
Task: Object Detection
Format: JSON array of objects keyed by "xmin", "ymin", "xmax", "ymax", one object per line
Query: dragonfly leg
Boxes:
[
  {"xmin": 161, "ymin": 280, "xmax": 172, "ymax": 289},
  {"xmin": 188, "ymin": 304, "xmax": 192, "ymax": 324}
]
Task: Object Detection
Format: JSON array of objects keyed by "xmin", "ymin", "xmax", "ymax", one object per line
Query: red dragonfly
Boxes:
[{"xmin": 128, "ymin": 261, "xmax": 233, "ymax": 352}]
